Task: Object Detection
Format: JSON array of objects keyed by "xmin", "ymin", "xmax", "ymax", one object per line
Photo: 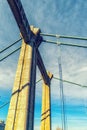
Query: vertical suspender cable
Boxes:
[{"xmin": 57, "ymin": 37, "xmax": 66, "ymax": 130}]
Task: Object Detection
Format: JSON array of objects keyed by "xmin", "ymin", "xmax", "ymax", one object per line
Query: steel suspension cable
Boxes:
[
  {"xmin": 57, "ymin": 37, "xmax": 66, "ymax": 130},
  {"xmin": 53, "ymin": 77, "xmax": 87, "ymax": 88},
  {"xmin": 41, "ymin": 33, "xmax": 87, "ymax": 41},
  {"xmin": 43, "ymin": 39, "xmax": 87, "ymax": 48},
  {"xmin": 0, "ymin": 47, "xmax": 21, "ymax": 62},
  {"xmin": 0, "ymin": 101, "xmax": 10, "ymax": 109},
  {"xmin": 0, "ymin": 38, "xmax": 22, "ymax": 53}
]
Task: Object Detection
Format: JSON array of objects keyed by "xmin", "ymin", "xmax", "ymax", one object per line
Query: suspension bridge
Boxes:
[{"xmin": 0, "ymin": 0, "xmax": 87, "ymax": 130}]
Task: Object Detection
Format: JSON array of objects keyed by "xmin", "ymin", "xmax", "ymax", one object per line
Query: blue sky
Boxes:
[{"xmin": 0, "ymin": 0, "xmax": 87, "ymax": 130}]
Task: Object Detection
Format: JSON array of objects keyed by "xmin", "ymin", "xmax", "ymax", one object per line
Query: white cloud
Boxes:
[
  {"xmin": 0, "ymin": 66, "xmax": 15, "ymax": 89},
  {"xmin": 77, "ymin": 66, "xmax": 87, "ymax": 72}
]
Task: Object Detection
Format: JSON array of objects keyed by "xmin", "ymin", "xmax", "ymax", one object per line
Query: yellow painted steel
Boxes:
[
  {"xmin": 41, "ymin": 72, "xmax": 53, "ymax": 130},
  {"xmin": 5, "ymin": 26, "xmax": 40, "ymax": 130}
]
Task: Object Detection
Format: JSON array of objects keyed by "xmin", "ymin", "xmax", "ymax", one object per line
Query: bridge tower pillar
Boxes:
[
  {"xmin": 41, "ymin": 72, "xmax": 53, "ymax": 130},
  {"xmin": 5, "ymin": 27, "xmax": 40, "ymax": 130}
]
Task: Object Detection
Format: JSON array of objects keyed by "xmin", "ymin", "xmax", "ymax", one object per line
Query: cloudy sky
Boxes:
[{"xmin": 0, "ymin": 0, "xmax": 87, "ymax": 130}]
